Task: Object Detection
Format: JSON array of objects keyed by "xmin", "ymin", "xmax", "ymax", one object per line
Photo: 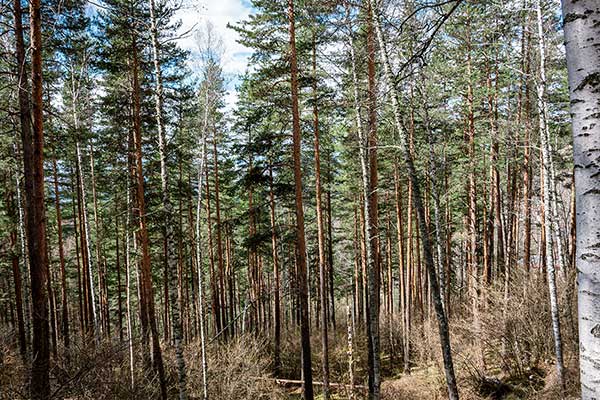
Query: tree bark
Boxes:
[
  {"xmin": 195, "ymin": 90, "xmax": 210, "ymax": 400},
  {"xmin": 288, "ymin": 1, "xmax": 314, "ymax": 398},
  {"xmin": 88, "ymin": 143, "xmax": 109, "ymax": 337},
  {"xmin": 17, "ymin": 0, "xmax": 50, "ymax": 396},
  {"xmin": 125, "ymin": 178, "xmax": 135, "ymax": 389},
  {"xmin": 365, "ymin": 3, "xmax": 381, "ymax": 398},
  {"xmin": 312, "ymin": 33, "xmax": 330, "ymax": 400},
  {"xmin": 521, "ymin": 6, "xmax": 533, "ymax": 273},
  {"xmin": 393, "ymin": 164, "xmax": 408, "ymax": 367},
  {"xmin": 7, "ymin": 179, "xmax": 27, "ymax": 360},
  {"xmin": 269, "ymin": 165, "xmax": 282, "ymax": 375},
  {"xmin": 75, "ymin": 142, "xmax": 98, "ymax": 340},
  {"xmin": 148, "ymin": 0, "xmax": 188, "ymax": 396},
  {"xmin": 535, "ymin": 0, "xmax": 565, "ymax": 388},
  {"xmin": 51, "ymin": 141, "xmax": 69, "ymax": 353},
  {"xmin": 130, "ymin": 26, "xmax": 167, "ymax": 399},
  {"xmin": 326, "ymin": 189, "xmax": 335, "ymax": 330},
  {"xmin": 561, "ymin": 0, "xmax": 600, "ymax": 397},
  {"xmin": 373, "ymin": 5, "xmax": 459, "ymax": 399}
]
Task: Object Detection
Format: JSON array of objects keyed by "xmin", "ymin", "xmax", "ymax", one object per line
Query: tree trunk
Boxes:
[
  {"xmin": 269, "ymin": 165, "xmax": 282, "ymax": 375},
  {"xmin": 17, "ymin": 0, "xmax": 50, "ymax": 396},
  {"xmin": 211, "ymin": 135, "xmax": 227, "ymax": 338},
  {"xmin": 14, "ymin": 146, "xmax": 31, "ymax": 348},
  {"xmin": 393, "ymin": 164, "xmax": 408, "ymax": 367},
  {"xmin": 535, "ymin": 0, "xmax": 565, "ymax": 388},
  {"xmin": 125, "ymin": 180, "xmax": 135, "ymax": 389},
  {"xmin": 345, "ymin": 3, "xmax": 380, "ymax": 396},
  {"xmin": 373, "ymin": 5, "xmax": 459, "ymax": 399},
  {"xmin": 51, "ymin": 142, "xmax": 69, "ymax": 353},
  {"xmin": 7, "ymin": 181, "xmax": 27, "ymax": 360},
  {"xmin": 76, "ymin": 142, "xmax": 98, "ymax": 340},
  {"xmin": 422, "ymin": 90, "xmax": 446, "ymax": 311},
  {"xmin": 71, "ymin": 172, "xmax": 85, "ymax": 335},
  {"xmin": 131, "ymin": 27, "xmax": 167, "ymax": 399},
  {"xmin": 561, "ymin": 0, "xmax": 600, "ymax": 397},
  {"xmin": 520, "ymin": 6, "xmax": 533, "ymax": 274},
  {"xmin": 116, "ymin": 209, "xmax": 123, "ymax": 342},
  {"xmin": 312, "ymin": 34, "xmax": 330, "ymax": 400},
  {"xmin": 346, "ymin": 305, "xmax": 355, "ymax": 400},
  {"xmin": 288, "ymin": 1, "xmax": 314, "ymax": 398},
  {"xmin": 365, "ymin": 3, "xmax": 381, "ymax": 398},
  {"xmin": 195, "ymin": 91, "xmax": 210, "ymax": 400},
  {"xmin": 327, "ymin": 190, "xmax": 335, "ymax": 330},
  {"xmin": 148, "ymin": 0, "xmax": 188, "ymax": 396},
  {"xmin": 88, "ymin": 142, "xmax": 108, "ymax": 337}
]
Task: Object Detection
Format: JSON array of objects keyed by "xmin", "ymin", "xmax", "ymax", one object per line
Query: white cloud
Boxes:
[{"xmin": 175, "ymin": 0, "xmax": 253, "ymax": 110}]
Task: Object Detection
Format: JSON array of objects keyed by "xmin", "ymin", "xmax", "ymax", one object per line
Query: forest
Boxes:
[{"xmin": 0, "ymin": 0, "xmax": 599, "ymax": 398}]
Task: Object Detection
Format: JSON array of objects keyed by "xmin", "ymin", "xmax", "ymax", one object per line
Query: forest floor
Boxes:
[
  {"xmin": 0, "ymin": 331, "xmax": 581, "ymax": 400},
  {"xmin": 0, "ymin": 277, "xmax": 582, "ymax": 399}
]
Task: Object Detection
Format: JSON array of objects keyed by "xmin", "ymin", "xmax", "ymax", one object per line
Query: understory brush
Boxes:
[{"xmin": 0, "ymin": 273, "xmax": 580, "ymax": 399}]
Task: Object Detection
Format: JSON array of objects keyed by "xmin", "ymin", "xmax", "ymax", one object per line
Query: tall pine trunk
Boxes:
[
  {"xmin": 312, "ymin": 33, "xmax": 330, "ymax": 400},
  {"xmin": 130, "ymin": 27, "xmax": 167, "ymax": 399},
  {"xmin": 288, "ymin": 1, "xmax": 314, "ymax": 398},
  {"xmin": 17, "ymin": 0, "xmax": 50, "ymax": 396},
  {"xmin": 148, "ymin": 0, "xmax": 188, "ymax": 396}
]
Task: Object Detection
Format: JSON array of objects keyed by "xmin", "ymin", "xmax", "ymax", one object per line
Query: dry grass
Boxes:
[
  {"xmin": 1, "ymin": 332, "xmax": 286, "ymax": 400},
  {"xmin": 188, "ymin": 335, "xmax": 285, "ymax": 400},
  {"xmin": 0, "ymin": 272, "xmax": 581, "ymax": 399},
  {"xmin": 377, "ymin": 268, "xmax": 580, "ymax": 399}
]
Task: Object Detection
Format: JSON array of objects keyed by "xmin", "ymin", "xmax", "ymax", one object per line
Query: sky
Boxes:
[{"xmin": 175, "ymin": 0, "xmax": 254, "ymax": 110}]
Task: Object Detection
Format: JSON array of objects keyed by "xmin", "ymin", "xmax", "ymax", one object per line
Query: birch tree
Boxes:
[
  {"xmin": 535, "ymin": 0, "xmax": 564, "ymax": 388},
  {"xmin": 561, "ymin": 0, "xmax": 600, "ymax": 398},
  {"xmin": 372, "ymin": 3, "xmax": 460, "ymax": 399}
]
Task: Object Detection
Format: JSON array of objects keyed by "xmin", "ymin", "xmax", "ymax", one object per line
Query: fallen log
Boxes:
[{"xmin": 252, "ymin": 376, "xmax": 367, "ymax": 390}]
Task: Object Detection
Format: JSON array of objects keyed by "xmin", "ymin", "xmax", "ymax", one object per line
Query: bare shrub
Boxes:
[{"xmin": 184, "ymin": 334, "xmax": 285, "ymax": 400}]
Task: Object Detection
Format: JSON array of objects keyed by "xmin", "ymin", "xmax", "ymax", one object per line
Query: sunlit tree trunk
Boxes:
[
  {"xmin": 17, "ymin": 0, "xmax": 50, "ymax": 396},
  {"xmin": 561, "ymin": 0, "xmax": 600, "ymax": 397},
  {"xmin": 130, "ymin": 28, "xmax": 167, "ymax": 399},
  {"xmin": 51, "ymin": 140, "xmax": 69, "ymax": 354},
  {"xmin": 373, "ymin": 4, "xmax": 459, "ymax": 399},
  {"xmin": 269, "ymin": 164, "xmax": 282, "ymax": 375},
  {"xmin": 311, "ymin": 33, "xmax": 330, "ymax": 400},
  {"xmin": 535, "ymin": 0, "xmax": 565, "ymax": 388},
  {"xmin": 148, "ymin": 0, "xmax": 187, "ymax": 396},
  {"xmin": 125, "ymin": 177, "xmax": 135, "ymax": 389},
  {"xmin": 288, "ymin": 1, "xmax": 314, "ymax": 398},
  {"xmin": 195, "ymin": 90, "xmax": 210, "ymax": 400},
  {"xmin": 7, "ymin": 178, "xmax": 27, "ymax": 360}
]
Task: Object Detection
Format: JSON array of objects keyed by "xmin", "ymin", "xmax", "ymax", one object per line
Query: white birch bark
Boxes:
[
  {"xmin": 372, "ymin": 5, "xmax": 459, "ymax": 399},
  {"xmin": 560, "ymin": 0, "xmax": 600, "ymax": 397},
  {"xmin": 195, "ymin": 86, "xmax": 211, "ymax": 400},
  {"xmin": 14, "ymin": 158, "xmax": 31, "ymax": 348},
  {"xmin": 535, "ymin": 0, "xmax": 565, "ymax": 387},
  {"xmin": 76, "ymin": 141, "xmax": 99, "ymax": 340}
]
